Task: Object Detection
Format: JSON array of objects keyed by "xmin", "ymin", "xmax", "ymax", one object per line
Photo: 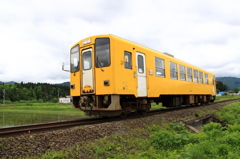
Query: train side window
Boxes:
[
  {"xmin": 170, "ymin": 62, "xmax": 178, "ymax": 79},
  {"xmin": 155, "ymin": 57, "xmax": 165, "ymax": 77},
  {"xmin": 194, "ymin": 70, "xmax": 199, "ymax": 83},
  {"xmin": 179, "ymin": 65, "xmax": 186, "ymax": 81},
  {"xmin": 187, "ymin": 68, "xmax": 193, "ymax": 82},
  {"xmin": 124, "ymin": 51, "xmax": 132, "ymax": 69},
  {"xmin": 205, "ymin": 73, "xmax": 209, "ymax": 84},
  {"xmin": 137, "ymin": 55, "xmax": 144, "ymax": 73},
  {"xmin": 199, "ymin": 72, "xmax": 203, "ymax": 84}
]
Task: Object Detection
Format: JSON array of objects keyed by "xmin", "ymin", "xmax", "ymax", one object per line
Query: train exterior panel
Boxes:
[{"xmin": 69, "ymin": 35, "xmax": 216, "ymax": 117}]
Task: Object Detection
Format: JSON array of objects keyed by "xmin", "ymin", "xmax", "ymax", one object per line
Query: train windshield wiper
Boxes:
[{"xmin": 96, "ymin": 56, "xmax": 104, "ymax": 72}]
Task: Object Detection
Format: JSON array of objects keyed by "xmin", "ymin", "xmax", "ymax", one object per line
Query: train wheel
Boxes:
[
  {"xmin": 120, "ymin": 112, "xmax": 127, "ymax": 118},
  {"xmin": 138, "ymin": 110, "xmax": 147, "ymax": 115}
]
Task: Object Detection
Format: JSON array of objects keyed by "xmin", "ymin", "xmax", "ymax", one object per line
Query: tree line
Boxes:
[
  {"xmin": 216, "ymin": 81, "xmax": 227, "ymax": 92},
  {"xmin": 216, "ymin": 80, "xmax": 239, "ymax": 93},
  {"xmin": 0, "ymin": 80, "xmax": 238, "ymax": 103},
  {"xmin": 0, "ymin": 82, "xmax": 69, "ymax": 103},
  {"xmin": 216, "ymin": 77, "xmax": 240, "ymax": 91}
]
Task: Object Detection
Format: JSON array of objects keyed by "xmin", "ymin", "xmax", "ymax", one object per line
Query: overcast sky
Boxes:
[{"xmin": 0, "ymin": 0, "xmax": 240, "ymax": 83}]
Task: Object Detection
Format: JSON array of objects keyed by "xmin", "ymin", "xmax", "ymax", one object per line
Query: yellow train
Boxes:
[{"xmin": 69, "ymin": 34, "xmax": 216, "ymax": 117}]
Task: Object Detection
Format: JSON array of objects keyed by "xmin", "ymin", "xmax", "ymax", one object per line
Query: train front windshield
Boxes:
[
  {"xmin": 95, "ymin": 38, "xmax": 110, "ymax": 68},
  {"xmin": 70, "ymin": 45, "xmax": 80, "ymax": 73}
]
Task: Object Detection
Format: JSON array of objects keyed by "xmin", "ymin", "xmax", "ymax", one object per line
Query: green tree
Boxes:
[
  {"xmin": 0, "ymin": 82, "xmax": 69, "ymax": 102},
  {"xmin": 234, "ymin": 87, "xmax": 239, "ymax": 93},
  {"xmin": 216, "ymin": 81, "xmax": 227, "ymax": 91},
  {"xmin": 52, "ymin": 98, "xmax": 58, "ymax": 103}
]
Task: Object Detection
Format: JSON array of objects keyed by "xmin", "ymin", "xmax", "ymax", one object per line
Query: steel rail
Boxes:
[
  {"xmin": 0, "ymin": 117, "xmax": 120, "ymax": 137},
  {"xmin": 148, "ymin": 98, "xmax": 240, "ymax": 115}
]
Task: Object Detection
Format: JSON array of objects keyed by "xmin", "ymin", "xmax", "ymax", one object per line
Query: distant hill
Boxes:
[
  {"xmin": 0, "ymin": 81, "xmax": 16, "ymax": 84},
  {"xmin": 216, "ymin": 77, "xmax": 240, "ymax": 91},
  {"xmin": 56, "ymin": 82, "xmax": 70, "ymax": 86}
]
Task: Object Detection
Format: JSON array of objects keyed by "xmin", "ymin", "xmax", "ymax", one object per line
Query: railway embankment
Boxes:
[{"xmin": 0, "ymin": 99, "xmax": 239, "ymax": 158}]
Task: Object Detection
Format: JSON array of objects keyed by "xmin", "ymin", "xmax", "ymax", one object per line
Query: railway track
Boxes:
[
  {"xmin": 0, "ymin": 98, "xmax": 239, "ymax": 138},
  {"xmin": 0, "ymin": 117, "xmax": 122, "ymax": 137},
  {"xmin": 148, "ymin": 98, "xmax": 240, "ymax": 115}
]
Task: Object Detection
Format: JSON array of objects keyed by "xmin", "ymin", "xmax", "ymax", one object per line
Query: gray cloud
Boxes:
[{"xmin": 0, "ymin": 0, "xmax": 240, "ymax": 83}]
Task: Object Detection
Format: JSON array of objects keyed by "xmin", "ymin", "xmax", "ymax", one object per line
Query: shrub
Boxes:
[
  {"xmin": 150, "ymin": 131, "xmax": 174, "ymax": 149},
  {"xmin": 187, "ymin": 133, "xmax": 208, "ymax": 144},
  {"xmin": 202, "ymin": 122, "xmax": 222, "ymax": 132},
  {"xmin": 147, "ymin": 125, "xmax": 160, "ymax": 132},
  {"xmin": 170, "ymin": 122, "xmax": 188, "ymax": 134},
  {"xmin": 38, "ymin": 99, "xmax": 43, "ymax": 103},
  {"xmin": 217, "ymin": 144, "xmax": 230, "ymax": 156},
  {"xmin": 227, "ymin": 124, "xmax": 240, "ymax": 132},
  {"xmin": 202, "ymin": 122, "xmax": 223, "ymax": 139},
  {"xmin": 25, "ymin": 103, "xmax": 33, "ymax": 106},
  {"xmin": 179, "ymin": 141, "xmax": 232, "ymax": 158},
  {"xmin": 52, "ymin": 98, "xmax": 58, "ymax": 103},
  {"xmin": 194, "ymin": 112, "xmax": 200, "ymax": 117},
  {"xmin": 150, "ymin": 130, "xmax": 188, "ymax": 150},
  {"xmin": 2, "ymin": 100, "xmax": 12, "ymax": 104},
  {"xmin": 215, "ymin": 102, "xmax": 240, "ymax": 124},
  {"xmin": 218, "ymin": 132, "xmax": 240, "ymax": 146}
]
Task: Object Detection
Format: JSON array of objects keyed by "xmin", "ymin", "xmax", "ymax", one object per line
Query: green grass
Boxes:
[
  {"xmin": 216, "ymin": 95, "xmax": 240, "ymax": 101},
  {"xmin": 151, "ymin": 103, "xmax": 165, "ymax": 110},
  {"xmin": 150, "ymin": 95, "xmax": 240, "ymax": 110},
  {"xmin": 28, "ymin": 102, "xmax": 240, "ymax": 159},
  {"xmin": 0, "ymin": 105, "xmax": 75, "ymax": 111},
  {"xmin": 0, "ymin": 102, "xmax": 71, "ymax": 107},
  {"xmin": 34, "ymin": 121, "xmax": 240, "ymax": 159},
  {"xmin": 214, "ymin": 102, "xmax": 240, "ymax": 124},
  {"xmin": 0, "ymin": 103, "xmax": 88, "ymax": 127}
]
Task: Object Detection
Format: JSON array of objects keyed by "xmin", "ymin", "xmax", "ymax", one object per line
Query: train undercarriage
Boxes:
[{"xmin": 72, "ymin": 94, "xmax": 216, "ymax": 117}]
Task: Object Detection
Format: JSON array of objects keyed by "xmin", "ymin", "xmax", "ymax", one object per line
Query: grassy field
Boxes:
[
  {"xmin": 0, "ymin": 103, "xmax": 88, "ymax": 127},
  {"xmin": 215, "ymin": 95, "xmax": 240, "ymax": 101},
  {"xmin": 0, "ymin": 95, "xmax": 239, "ymax": 127}
]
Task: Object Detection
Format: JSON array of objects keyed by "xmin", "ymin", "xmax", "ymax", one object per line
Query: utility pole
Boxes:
[
  {"xmin": 57, "ymin": 89, "xmax": 59, "ymax": 103},
  {"xmin": 3, "ymin": 89, "xmax": 5, "ymax": 106}
]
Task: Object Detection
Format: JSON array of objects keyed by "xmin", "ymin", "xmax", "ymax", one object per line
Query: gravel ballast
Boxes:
[{"xmin": 0, "ymin": 101, "xmax": 238, "ymax": 158}]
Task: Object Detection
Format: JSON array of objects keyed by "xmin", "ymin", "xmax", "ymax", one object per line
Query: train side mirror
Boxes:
[{"xmin": 62, "ymin": 62, "xmax": 70, "ymax": 72}]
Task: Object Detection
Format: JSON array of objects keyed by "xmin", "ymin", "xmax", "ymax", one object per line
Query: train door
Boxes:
[
  {"xmin": 136, "ymin": 52, "xmax": 147, "ymax": 97},
  {"xmin": 82, "ymin": 48, "xmax": 94, "ymax": 93}
]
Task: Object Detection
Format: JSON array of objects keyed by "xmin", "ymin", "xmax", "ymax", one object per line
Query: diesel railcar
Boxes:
[{"xmin": 69, "ymin": 34, "xmax": 216, "ymax": 117}]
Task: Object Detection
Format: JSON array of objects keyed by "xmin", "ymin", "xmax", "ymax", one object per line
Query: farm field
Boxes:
[
  {"xmin": 215, "ymin": 95, "xmax": 240, "ymax": 101},
  {"xmin": 0, "ymin": 103, "xmax": 87, "ymax": 127},
  {"xmin": 0, "ymin": 95, "xmax": 239, "ymax": 127}
]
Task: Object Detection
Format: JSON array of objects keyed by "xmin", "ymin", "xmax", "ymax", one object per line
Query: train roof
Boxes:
[{"xmin": 74, "ymin": 34, "xmax": 214, "ymax": 75}]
